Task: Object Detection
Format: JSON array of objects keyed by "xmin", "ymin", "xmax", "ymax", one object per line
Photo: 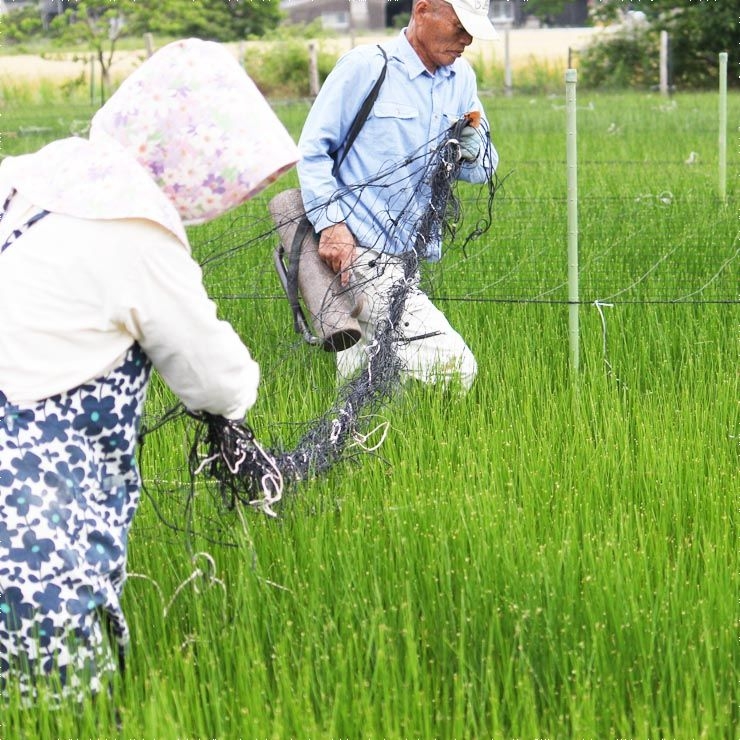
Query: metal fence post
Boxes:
[
  {"xmin": 308, "ymin": 41, "xmax": 320, "ymax": 97},
  {"xmin": 504, "ymin": 28, "xmax": 512, "ymax": 97}
]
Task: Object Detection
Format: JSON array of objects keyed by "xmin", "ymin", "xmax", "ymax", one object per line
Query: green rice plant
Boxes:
[{"xmin": 1, "ymin": 90, "xmax": 737, "ymax": 738}]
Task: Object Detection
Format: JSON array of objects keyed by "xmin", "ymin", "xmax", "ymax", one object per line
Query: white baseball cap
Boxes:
[{"xmin": 445, "ymin": 0, "xmax": 499, "ymax": 40}]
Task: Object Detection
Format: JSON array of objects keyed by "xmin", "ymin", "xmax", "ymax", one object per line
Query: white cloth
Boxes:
[
  {"xmin": 88, "ymin": 38, "xmax": 299, "ymax": 227},
  {"xmin": 0, "ymin": 192, "xmax": 259, "ymax": 418}
]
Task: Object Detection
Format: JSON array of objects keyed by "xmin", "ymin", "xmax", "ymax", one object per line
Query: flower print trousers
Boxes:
[{"xmin": 0, "ymin": 343, "xmax": 151, "ymax": 705}]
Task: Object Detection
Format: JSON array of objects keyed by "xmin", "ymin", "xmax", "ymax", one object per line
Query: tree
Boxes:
[
  {"xmin": 49, "ymin": 1, "xmax": 129, "ymax": 100},
  {"xmin": 582, "ymin": 1, "xmax": 738, "ymax": 89},
  {"xmin": 126, "ymin": 0, "xmax": 283, "ymax": 43},
  {"xmin": 0, "ymin": 6, "xmax": 46, "ymax": 44},
  {"xmin": 33, "ymin": 0, "xmax": 283, "ymax": 101},
  {"xmin": 652, "ymin": 3, "xmax": 738, "ymax": 89}
]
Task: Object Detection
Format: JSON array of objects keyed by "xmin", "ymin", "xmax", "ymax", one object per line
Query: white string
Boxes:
[
  {"xmin": 235, "ymin": 505, "xmax": 292, "ymax": 593},
  {"xmin": 163, "ymin": 551, "xmax": 226, "ymax": 618},
  {"xmin": 634, "ymin": 189, "xmax": 674, "ymax": 207},
  {"xmin": 329, "ymin": 415, "xmax": 344, "ymax": 445},
  {"xmin": 597, "ymin": 245, "xmax": 679, "ymax": 303},
  {"xmin": 126, "ymin": 572, "xmax": 164, "ymax": 605},
  {"xmin": 593, "ymin": 300, "xmax": 627, "ymax": 388},
  {"xmin": 193, "ymin": 451, "xmax": 219, "ymax": 476},
  {"xmin": 248, "ymin": 436, "xmax": 284, "ymax": 518},
  {"xmin": 351, "ymin": 420, "xmax": 390, "ymax": 452},
  {"xmin": 671, "ymin": 243, "xmax": 740, "ymax": 302}
]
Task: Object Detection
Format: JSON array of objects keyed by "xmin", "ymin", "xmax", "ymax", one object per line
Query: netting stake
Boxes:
[
  {"xmin": 565, "ymin": 68, "xmax": 580, "ymax": 373},
  {"xmin": 718, "ymin": 52, "xmax": 728, "ymax": 204}
]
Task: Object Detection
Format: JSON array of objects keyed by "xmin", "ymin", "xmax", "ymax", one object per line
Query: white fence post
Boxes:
[
  {"xmin": 659, "ymin": 30, "xmax": 669, "ymax": 96},
  {"xmin": 504, "ymin": 28, "xmax": 512, "ymax": 97},
  {"xmin": 308, "ymin": 41, "xmax": 320, "ymax": 97},
  {"xmin": 718, "ymin": 52, "xmax": 728, "ymax": 203},
  {"xmin": 565, "ymin": 69, "xmax": 579, "ymax": 373},
  {"xmin": 143, "ymin": 33, "xmax": 155, "ymax": 58}
]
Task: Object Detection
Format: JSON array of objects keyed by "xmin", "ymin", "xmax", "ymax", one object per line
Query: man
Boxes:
[{"xmin": 297, "ymin": 0, "xmax": 499, "ymax": 390}]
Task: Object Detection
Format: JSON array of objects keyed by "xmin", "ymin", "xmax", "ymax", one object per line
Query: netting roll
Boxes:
[{"xmin": 269, "ymin": 188, "xmax": 363, "ymax": 352}]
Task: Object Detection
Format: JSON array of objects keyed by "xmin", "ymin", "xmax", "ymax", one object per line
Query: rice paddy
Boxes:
[{"xmin": 1, "ymin": 86, "xmax": 738, "ymax": 738}]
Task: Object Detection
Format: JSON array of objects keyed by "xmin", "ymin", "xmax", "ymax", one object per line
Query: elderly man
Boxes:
[{"xmin": 298, "ymin": 0, "xmax": 499, "ymax": 390}]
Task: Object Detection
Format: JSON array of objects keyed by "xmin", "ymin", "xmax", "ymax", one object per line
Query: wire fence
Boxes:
[
  {"xmin": 197, "ymin": 179, "xmax": 738, "ymax": 311},
  {"xmin": 3, "ymin": 93, "xmax": 737, "ymax": 315}
]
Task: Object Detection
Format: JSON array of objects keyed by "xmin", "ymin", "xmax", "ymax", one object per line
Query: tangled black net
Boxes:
[{"xmin": 140, "ymin": 117, "xmax": 498, "ymax": 523}]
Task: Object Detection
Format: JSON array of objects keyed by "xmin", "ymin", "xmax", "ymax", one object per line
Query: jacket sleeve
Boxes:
[{"xmin": 119, "ymin": 227, "xmax": 260, "ymax": 420}]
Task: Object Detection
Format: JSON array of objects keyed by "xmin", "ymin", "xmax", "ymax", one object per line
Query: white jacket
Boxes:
[{"xmin": 0, "ymin": 190, "xmax": 259, "ymax": 419}]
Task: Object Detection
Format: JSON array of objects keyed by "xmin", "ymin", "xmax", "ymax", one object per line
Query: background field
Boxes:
[
  {"xmin": 1, "ymin": 78, "xmax": 738, "ymax": 738},
  {"xmin": 0, "ymin": 27, "xmax": 601, "ymax": 83}
]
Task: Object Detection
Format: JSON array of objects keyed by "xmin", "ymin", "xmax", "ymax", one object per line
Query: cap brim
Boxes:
[{"xmin": 454, "ymin": 7, "xmax": 499, "ymax": 40}]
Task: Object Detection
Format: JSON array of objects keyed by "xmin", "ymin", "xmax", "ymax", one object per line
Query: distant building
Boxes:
[
  {"xmin": 0, "ymin": 0, "xmax": 38, "ymax": 12},
  {"xmin": 0, "ymin": 0, "xmax": 70, "ymax": 27},
  {"xmin": 491, "ymin": 0, "xmax": 590, "ymax": 28},
  {"xmin": 39, "ymin": 0, "xmax": 70, "ymax": 27},
  {"xmin": 280, "ymin": 0, "xmax": 391, "ymax": 32}
]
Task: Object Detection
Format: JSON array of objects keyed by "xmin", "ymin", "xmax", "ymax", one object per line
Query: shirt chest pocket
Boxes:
[
  {"xmin": 372, "ymin": 101, "xmax": 419, "ymax": 120},
  {"xmin": 365, "ymin": 101, "xmax": 420, "ymax": 152},
  {"xmin": 360, "ymin": 100, "xmax": 422, "ymax": 162}
]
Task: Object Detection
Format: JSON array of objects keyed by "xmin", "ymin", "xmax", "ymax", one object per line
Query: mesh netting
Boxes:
[{"xmin": 140, "ymin": 117, "xmax": 499, "ymax": 522}]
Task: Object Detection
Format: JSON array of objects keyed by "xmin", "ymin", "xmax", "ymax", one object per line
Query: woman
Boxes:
[{"xmin": 0, "ymin": 38, "xmax": 299, "ymax": 703}]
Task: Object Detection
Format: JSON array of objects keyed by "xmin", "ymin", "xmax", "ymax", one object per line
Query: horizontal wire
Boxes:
[{"xmin": 209, "ymin": 292, "xmax": 739, "ymax": 306}]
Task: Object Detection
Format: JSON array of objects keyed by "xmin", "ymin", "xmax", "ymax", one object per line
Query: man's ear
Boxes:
[{"xmin": 415, "ymin": 0, "xmax": 433, "ymax": 18}]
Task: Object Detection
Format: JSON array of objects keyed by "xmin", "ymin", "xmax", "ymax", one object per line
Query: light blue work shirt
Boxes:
[{"xmin": 297, "ymin": 29, "xmax": 498, "ymax": 261}]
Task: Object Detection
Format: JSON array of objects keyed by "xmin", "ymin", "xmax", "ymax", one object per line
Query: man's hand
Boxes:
[
  {"xmin": 458, "ymin": 125, "xmax": 481, "ymax": 162},
  {"xmin": 318, "ymin": 223, "xmax": 356, "ymax": 286}
]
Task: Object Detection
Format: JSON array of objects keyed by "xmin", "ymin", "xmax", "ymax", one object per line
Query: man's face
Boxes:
[{"xmin": 414, "ymin": 0, "xmax": 474, "ymax": 71}]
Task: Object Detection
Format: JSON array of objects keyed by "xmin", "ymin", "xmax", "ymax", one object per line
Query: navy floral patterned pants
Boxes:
[{"xmin": 0, "ymin": 344, "xmax": 151, "ymax": 704}]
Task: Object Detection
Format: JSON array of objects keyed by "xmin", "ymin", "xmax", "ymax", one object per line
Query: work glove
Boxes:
[{"xmin": 458, "ymin": 125, "xmax": 482, "ymax": 163}]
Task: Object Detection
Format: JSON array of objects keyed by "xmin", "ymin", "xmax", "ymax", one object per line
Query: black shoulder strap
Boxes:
[{"xmin": 331, "ymin": 45, "xmax": 388, "ymax": 178}]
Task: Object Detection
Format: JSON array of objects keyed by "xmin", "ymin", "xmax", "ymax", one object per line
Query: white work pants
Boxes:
[{"xmin": 337, "ymin": 249, "xmax": 477, "ymax": 390}]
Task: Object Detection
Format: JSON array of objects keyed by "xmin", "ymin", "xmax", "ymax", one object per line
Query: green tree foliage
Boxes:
[
  {"xmin": 582, "ymin": 1, "xmax": 738, "ymax": 89},
  {"xmin": 1, "ymin": 0, "xmax": 285, "ymax": 99},
  {"xmin": 654, "ymin": 3, "xmax": 738, "ymax": 89},
  {"xmin": 521, "ymin": 0, "xmax": 574, "ymax": 23},
  {"xmin": 126, "ymin": 0, "xmax": 283, "ymax": 42},
  {"xmin": 1, "ymin": 0, "xmax": 282, "ymax": 46},
  {"xmin": 578, "ymin": 26, "xmax": 657, "ymax": 90},
  {"xmin": 0, "ymin": 6, "xmax": 45, "ymax": 44}
]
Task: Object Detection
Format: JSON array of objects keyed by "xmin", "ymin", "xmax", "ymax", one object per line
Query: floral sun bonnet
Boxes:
[{"xmin": 0, "ymin": 38, "xmax": 300, "ymax": 245}]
